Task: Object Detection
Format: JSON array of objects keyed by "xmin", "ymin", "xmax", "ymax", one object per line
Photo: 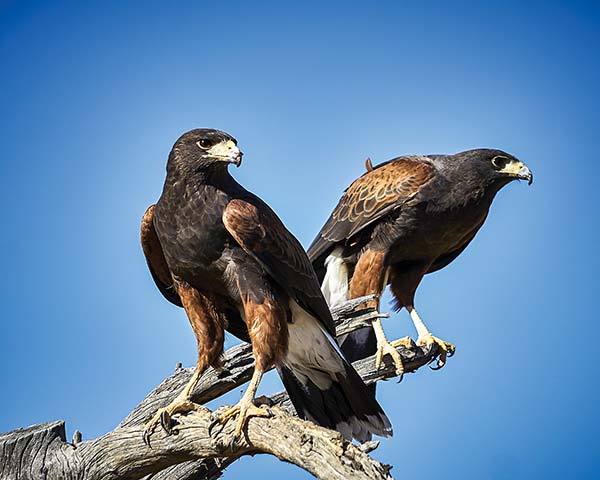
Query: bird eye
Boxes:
[
  {"xmin": 492, "ymin": 156, "xmax": 509, "ymax": 169},
  {"xmin": 197, "ymin": 139, "xmax": 212, "ymax": 150}
]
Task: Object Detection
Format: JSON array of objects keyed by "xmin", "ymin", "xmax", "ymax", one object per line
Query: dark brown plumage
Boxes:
[
  {"xmin": 141, "ymin": 128, "xmax": 391, "ymax": 443},
  {"xmin": 308, "ymin": 149, "xmax": 533, "ymax": 378}
]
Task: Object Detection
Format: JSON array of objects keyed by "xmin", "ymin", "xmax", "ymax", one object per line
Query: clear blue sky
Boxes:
[{"xmin": 1, "ymin": 1, "xmax": 598, "ymax": 478}]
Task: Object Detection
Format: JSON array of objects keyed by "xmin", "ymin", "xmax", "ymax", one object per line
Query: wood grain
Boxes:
[{"xmin": 0, "ymin": 296, "xmax": 443, "ymax": 480}]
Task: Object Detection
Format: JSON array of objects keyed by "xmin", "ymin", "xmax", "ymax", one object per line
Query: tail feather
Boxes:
[
  {"xmin": 278, "ymin": 356, "xmax": 392, "ymax": 442},
  {"xmin": 280, "ymin": 300, "xmax": 392, "ymax": 442},
  {"xmin": 339, "ymin": 326, "xmax": 378, "ymax": 397}
]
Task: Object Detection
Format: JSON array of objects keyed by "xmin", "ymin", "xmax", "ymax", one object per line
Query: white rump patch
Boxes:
[
  {"xmin": 321, "ymin": 247, "xmax": 349, "ymax": 307},
  {"xmin": 284, "ymin": 299, "xmax": 345, "ymax": 390}
]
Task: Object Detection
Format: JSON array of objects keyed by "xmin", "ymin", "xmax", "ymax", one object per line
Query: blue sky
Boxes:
[{"xmin": 1, "ymin": 1, "xmax": 598, "ymax": 478}]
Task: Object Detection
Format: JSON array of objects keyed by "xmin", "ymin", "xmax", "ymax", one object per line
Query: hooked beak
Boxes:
[
  {"xmin": 498, "ymin": 159, "xmax": 533, "ymax": 186},
  {"xmin": 517, "ymin": 165, "xmax": 533, "ymax": 185},
  {"xmin": 206, "ymin": 140, "xmax": 243, "ymax": 167},
  {"xmin": 229, "ymin": 147, "xmax": 243, "ymax": 167}
]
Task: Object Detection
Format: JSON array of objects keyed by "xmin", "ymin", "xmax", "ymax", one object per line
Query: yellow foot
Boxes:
[
  {"xmin": 143, "ymin": 397, "xmax": 207, "ymax": 445},
  {"xmin": 375, "ymin": 338, "xmax": 406, "ymax": 378},
  {"xmin": 217, "ymin": 400, "xmax": 273, "ymax": 439},
  {"xmin": 417, "ymin": 333, "xmax": 456, "ymax": 370},
  {"xmin": 391, "ymin": 336, "xmax": 414, "ymax": 350}
]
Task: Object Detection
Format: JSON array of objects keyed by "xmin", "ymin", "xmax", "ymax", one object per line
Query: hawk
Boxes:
[
  {"xmin": 308, "ymin": 150, "xmax": 533, "ymax": 377},
  {"xmin": 141, "ymin": 129, "xmax": 391, "ymax": 442}
]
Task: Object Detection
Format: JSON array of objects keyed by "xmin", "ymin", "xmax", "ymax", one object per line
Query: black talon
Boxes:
[
  {"xmin": 430, "ymin": 359, "xmax": 444, "ymax": 370},
  {"xmin": 208, "ymin": 414, "xmax": 226, "ymax": 436},
  {"xmin": 160, "ymin": 410, "xmax": 172, "ymax": 434},
  {"xmin": 142, "ymin": 430, "xmax": 151, "ymax": 447}
]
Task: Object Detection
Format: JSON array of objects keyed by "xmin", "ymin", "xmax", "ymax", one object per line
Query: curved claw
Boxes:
[
  {"xmin": 142, "ymin": 416, "xmax": 162, "ymax": 447},
  {"xmin": 143, "ymin": 408, "xmax": 172, "ymax": 445},
  {"xmin": 429, "ymin": 359, "xmax": 445, "ymax": 371},
  {"xmin": 419, "ymin": 334, "xmax": 455, "ymax": 371},
  {"xmin": 371, "ymin": 315, "xmax": 405, "ymax": 379},
  {"xmin": 160, "ymin": 410, "xmax": 173, "ymax": 434},
  {"xmin": 216, "ymin": 402, "xmax": 273, "ymax": 442},
  {"xmin": 143, "ymin": 399, "xmax": 206, "ymax": 445},
  {"xmin": 208, "ymin": 413, "xmax": 222, "ymax": 436},
  {"xmin": 374, "ymin": 340, "xmax": 405, "ymax": 378},
  {"xmin": 142, "ymin": 430, "xmax": 151, "ymax": 447}
]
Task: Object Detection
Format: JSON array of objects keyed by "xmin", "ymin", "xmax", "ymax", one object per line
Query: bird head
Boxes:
[
  {"xmin": 170, "ymin": 128, "xmax": 243, "ymax": 171},
  {"xmin": 458, "ymin": 149, "xmax": 533, "ymax": 187}
]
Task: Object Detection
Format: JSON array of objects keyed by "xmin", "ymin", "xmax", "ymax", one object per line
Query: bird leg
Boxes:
[
  {"xmin": 349, "ymin": 249, "xmax": 409, "ymax": 378},
  {"xmin": 216, "ymin": 366, "xmax": 272, "ymax": 439},
  {"xmin": 372, "ymin": 316, "xmax": 410, "ymax": 378},
  {"xmin": 143, "ymin": 280, "xmax": 224, "ymax": 445},
  {"xmin": 143, "ymin": 367, "xmax": 209, "ymax": 444},
  {"xmin": 407, "ymin": 305, "xmax": 455, "ymax": 369},
  {"xmin": 215, "ymin": 289, "xmax": 284, "ymax": 440}
]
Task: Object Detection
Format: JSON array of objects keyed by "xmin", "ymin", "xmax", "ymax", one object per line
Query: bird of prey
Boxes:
[
  {"xmin": 141, "ymin": 128, "xmax": 391, "ymax": 443},
  {"xmin": 308, "ymin": 149, "xmax": 533, "ymax": 377}
]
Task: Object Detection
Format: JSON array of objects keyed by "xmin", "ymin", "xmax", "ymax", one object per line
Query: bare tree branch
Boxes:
[
  {"xmin": 0, "ymin": 297, "xmax": 443, "ymax": 480},
  {"xmin": 0, "ymin": 408, "xmax": 394, "ymax": 480},
  {"xmin": 120, "ymin": 296, "xmax": 386, "ymax": 429}
]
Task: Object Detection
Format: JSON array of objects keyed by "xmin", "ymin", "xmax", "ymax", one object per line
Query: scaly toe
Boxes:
[
  {"xmin": 218, "ymin": 402, "xmax": 273, "ymax": 440},
  {"xmin": 418, "ymin": 334, "xmax": 455, "ymax": 370},
  {"xmin": 376, "ymin": 341, "xmax": 405, "ymax": 378},
  {"xmin": 143, "ymin": 399, "xmax": 206, "ymax": 444},
  {"xmin": 391, "ymin": 336, "xmax": 414, "ymax": 350},
  {"xmin": 217, "ymin": 405, "xmax": 241, "ymax": 425},
  {"xmin": 375, "ymin": 346, "xmax": 384, "ymax": 370},
  {"xmin": 234, "ymin": 404, "xmax": 272, "ymax": 437},
  {"xmin": 143, "ymin": 409, "xmax": 169, "ymax": 445}
]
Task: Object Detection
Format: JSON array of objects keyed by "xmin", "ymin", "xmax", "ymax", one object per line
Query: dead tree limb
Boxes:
[{"xmin": 0, "ymin": 296, "xmax": 442, "ymax": 480}]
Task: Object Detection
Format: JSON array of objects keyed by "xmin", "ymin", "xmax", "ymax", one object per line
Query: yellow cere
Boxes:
[
  {"xmin": 207, "ymin": 140, "xmax": 237, "ymax": 158},
  {"xmin": 499, "ymin": 159, "xmax": 527, "ymax": 176}
]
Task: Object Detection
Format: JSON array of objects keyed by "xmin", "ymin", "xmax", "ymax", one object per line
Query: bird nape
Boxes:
[
  {"xmin": 307, "ymin": 149, "xmax": 533, "ymax": 381},
  {"xmin": 140, "ymin": 128, "xmax": 392, "ymax": 444}
]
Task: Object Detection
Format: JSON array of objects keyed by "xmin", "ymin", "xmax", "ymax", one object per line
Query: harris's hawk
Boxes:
[
  {"xmin": 141, "ymin": 129, "xmax": 391, "ymax": 442},
  {"xmin": 308, "ymin": 150, "xmax": 533, "ymax": 377}
]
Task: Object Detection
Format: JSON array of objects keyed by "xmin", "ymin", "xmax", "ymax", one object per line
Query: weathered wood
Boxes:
[
  {"xmin": 0, "ymin": 412, "xmax": 393, "ymax": 480},
  {"xmin": 120, "ymin": 296, "xmax": 386, "ymax": 429},
  {"xmin": 0, "ymin": 297, "xmax": 444, "ymax": 480}
]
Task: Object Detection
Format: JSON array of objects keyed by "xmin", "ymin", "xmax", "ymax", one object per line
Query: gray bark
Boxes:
[{"xmin": 0, "ymin": 297, "xmax": 441, "ymax": 480}]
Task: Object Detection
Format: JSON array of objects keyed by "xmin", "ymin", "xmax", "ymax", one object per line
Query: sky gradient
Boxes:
[{"xmin": 1, "ymin": 1, "xmax": 599, "ymax": 478}]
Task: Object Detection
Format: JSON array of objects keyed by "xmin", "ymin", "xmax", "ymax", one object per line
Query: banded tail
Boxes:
[{"xmin": 277, "ymin": 300, "xmax": 392, "ymax": 442}]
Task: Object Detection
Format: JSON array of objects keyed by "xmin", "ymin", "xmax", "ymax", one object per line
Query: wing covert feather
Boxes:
[
  {"xmin": 141, "ymin": 204, "xmax": 182, "ymax": 307},
  {"xmin": 308, "ymin": 157, "xmax": 434, "ymax": 260},
  {"xmin": 223, "ymin": 199, "xmax": 335, "ymax": 335}
]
